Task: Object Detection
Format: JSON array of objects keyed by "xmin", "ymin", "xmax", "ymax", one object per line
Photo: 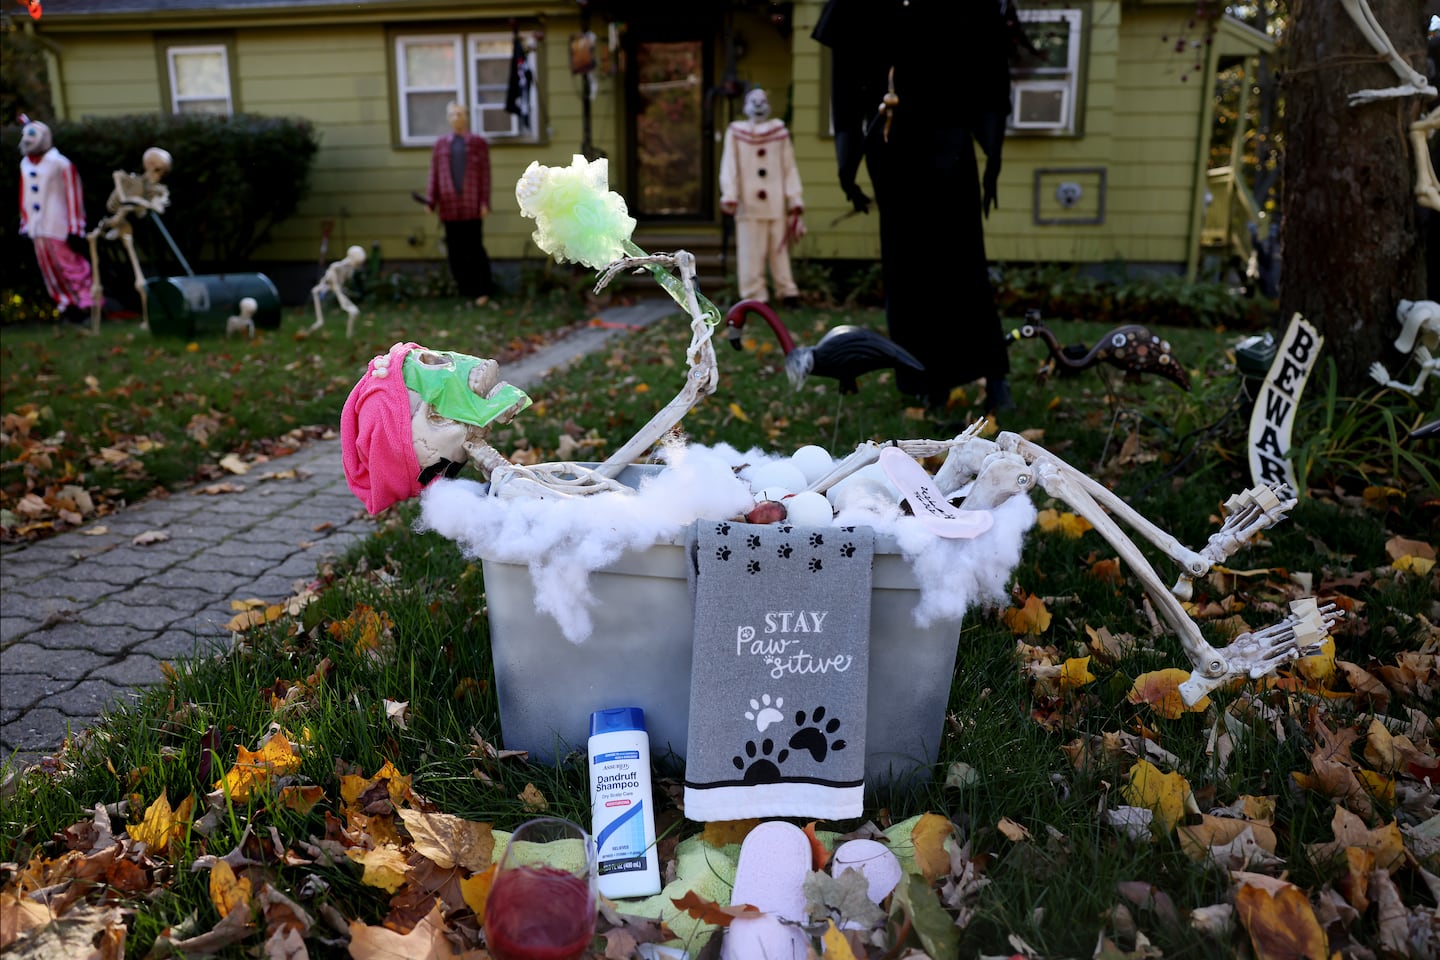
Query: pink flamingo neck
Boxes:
[{"xmin": 724, "ymin": 299, "xmax": 797, "ymax": 355}]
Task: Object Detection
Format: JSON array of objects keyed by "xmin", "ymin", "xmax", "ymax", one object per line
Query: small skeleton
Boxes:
[
  {"xmin": 87, "ymin": 146, "xmax": 172, "ymax": 332},
  {"xmin": 801, "ymin": 421, "xmax": 1339, "ymax": 704},
  {"xmin": 1412, "ymin": 105, "xmax": 1440, "ymax": 212},
  {"xmin": 1339, "ymin": 0, "xmax": 1436, "ymax": 104},
  {"xmin": 1370, "ymin": 298, "xmax": 1439, "ymax": 395},
  {"xmin": 226, "ymin": 296, "xmax": 257, "ymax": 340},
  {"xmin": 309, "ymin": 245, "xmax": 367, "ymax": 337}
]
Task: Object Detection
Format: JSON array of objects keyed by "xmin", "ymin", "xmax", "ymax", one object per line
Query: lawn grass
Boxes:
[
  {"xmin": 1, "ymin": 295, "xmax": 1437, "ymax": 958},
  {"xmin": 0, "ymin": 291, "xmax": 590, "ymax": 539}
]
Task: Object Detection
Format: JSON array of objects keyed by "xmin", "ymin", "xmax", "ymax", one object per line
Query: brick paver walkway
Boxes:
[{"xmin": 0, "ymin": 298, "xmax": 677, "ymax": 772}]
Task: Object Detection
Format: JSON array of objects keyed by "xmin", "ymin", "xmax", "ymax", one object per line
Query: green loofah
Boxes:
[{"xmin": 515, "ymin": 154, "xmax": 637, "ymax": 270}]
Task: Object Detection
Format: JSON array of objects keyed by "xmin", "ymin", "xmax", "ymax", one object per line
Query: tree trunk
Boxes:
[{"xmin": 1280, "ymin": 0, "xmax": 1427, "ymax": 392}]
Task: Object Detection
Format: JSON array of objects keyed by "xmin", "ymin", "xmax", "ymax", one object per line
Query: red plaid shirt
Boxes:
[{"xmin": 427, "ymin": 132, "xmax": 490, "ymax": 222}]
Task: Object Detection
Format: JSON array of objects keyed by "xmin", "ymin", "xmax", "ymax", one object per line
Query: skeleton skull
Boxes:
[
  {"xmin": 18, "ymin": 120, "xmax": 51, "ymax": 158},
  {"xmin": 743, "ymin": 88, "xmax": 771, "ymax": 124},
  {"xmin": 142, "ymin": 147, "xmax": 172, "ymax": 182},
  {"xmin": 344, "ymin": 245, "xmax": 367, "ymax": 267}
]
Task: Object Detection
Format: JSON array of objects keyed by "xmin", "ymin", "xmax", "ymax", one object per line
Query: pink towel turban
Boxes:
[{"xmin": 341, "ymin": 341, "xmax": 423, "ymax": 514}]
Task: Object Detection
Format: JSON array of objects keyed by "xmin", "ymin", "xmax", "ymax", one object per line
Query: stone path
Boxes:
[{"xmin": 0, "ymin": 298, "xmax": 678, "ymax": 772}]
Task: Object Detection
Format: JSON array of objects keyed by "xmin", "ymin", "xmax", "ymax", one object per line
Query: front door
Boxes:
[{"xmin": 625, "ymin": 26, "xmax": 714, "ymax": 220}]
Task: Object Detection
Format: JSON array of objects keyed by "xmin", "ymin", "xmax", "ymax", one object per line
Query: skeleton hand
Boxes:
[
  {"xmin": 1178, "ymin": 599, "xmax": 1338, "ymax": 704},
  {"xmin": 1369, "ymin": 361, "xmax": 1393, "ymax": 386}
]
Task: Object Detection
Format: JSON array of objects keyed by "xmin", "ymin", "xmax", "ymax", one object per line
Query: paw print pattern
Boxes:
[
  {"xmin": 746, "ymin": 560, "xmax": 761, "ymax": 575},
  {"xmin": 808, "ymin": 557, "xmax": 823, "ymax": 572},
  {"xmin": 839, "ymin": 526, "xmax": 857, "ymax": 533},
  {"xmin": 715, "ymin": 546, "xmax": 732, "ymax": 562},
  {"xmin": 746, "ymin": 534, "xmax": 762, "ymax": 549},
  {"xmin": 788, "ymin": 707, "xmax": 846, "ymax": 763},
  {"xmin": 744, "ymin": 694, "xmax": 785, "ymax": 732},
  {"xmin": 715, "ymin": 522, "xmax": 731, "ymax": 536},
  {"xmin": 778, "ymin": 525, "xmax": 794, "ymax": 534},
  {"xmin": 839, "ymin": 542, "xmax": 856, "ymax": 558},
  {"xmin": 732, "ymin": 738, "xmax": 788, "ymax": 783},
  {"xmin": 808, "ymin": 532, "xmax": 825, "ymax": 547},
  {"xmin": 776, "ymin": 543, "xmax": 794, "ymax": 559}
]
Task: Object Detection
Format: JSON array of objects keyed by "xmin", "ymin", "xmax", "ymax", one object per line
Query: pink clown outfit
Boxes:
[
  {"xmin": 719, "ymin": 114, "xmax": 804, "ymax": 304},
  {"xmin": 19, "ymin": 146, "xmax": 93, "ymax": 315}
]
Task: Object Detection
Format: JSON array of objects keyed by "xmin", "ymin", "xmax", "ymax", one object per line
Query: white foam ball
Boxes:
[
  {"xmin": 744, "ymin": 460, "xmax": 807, "ymax": 495},
  {"xmin": 789, "ymin": 445, "xmax": 834, "ymax": 485},
  {"xmin": 782, "ymin": 490, "xmax": 833, "ymax": 526},
  {"xmin": 826, "ymin": 476, "xmax": 894, "ymax": 513},
  {"xmin": 757, "ymin": 486, "xmax": 794, "ymax": 502}
]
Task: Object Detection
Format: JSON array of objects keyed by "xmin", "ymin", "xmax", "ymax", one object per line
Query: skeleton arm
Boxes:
[
  {"xmin": 1369, "ymin": 345, "xmax": 1437, "ymax": 395},
  {"xmin": 1340, "ymin": 0, "xmax": 1436, "ymax": 104}
]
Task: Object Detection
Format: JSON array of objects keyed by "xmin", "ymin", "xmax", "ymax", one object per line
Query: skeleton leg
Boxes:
[
  {"xmin": 119, "ymin": 231, "xmax": 149, "ymax": 331},
  {"xmin": 1410, "ymin": 107, "xmax": 1440, "ymax": 211},
  {"xmin": 86, "ymin": 228, "xmax": 104, "ymax": 333},
  {"xmin": 309, "ymin": 284, "xmax": 327, "ymax": 333},
  {"xmin": 331, "ymin": 284, "xmax": 361, "ymax": 339},
  {"xmin": 1340, "ymin": 0, "xmax": 1436, "ymax": 103}
]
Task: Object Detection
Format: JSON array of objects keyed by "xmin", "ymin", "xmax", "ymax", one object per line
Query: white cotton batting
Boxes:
[{"xmin": 416, "ymin": 441, "xmax": 1036, "ymax": 643}]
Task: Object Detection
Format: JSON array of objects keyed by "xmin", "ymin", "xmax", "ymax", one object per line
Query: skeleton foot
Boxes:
[{"xmin": 1178, "ymin": 599, "xmax": 1340, "ymax": 704}]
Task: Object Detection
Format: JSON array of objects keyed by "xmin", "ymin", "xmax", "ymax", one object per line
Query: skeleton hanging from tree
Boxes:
[{"xmin": 87, "ymin": 146, "xmax": 172, "ymax": 330}]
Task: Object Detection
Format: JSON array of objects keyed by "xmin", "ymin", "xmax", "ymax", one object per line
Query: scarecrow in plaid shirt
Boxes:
[{"xmin": 427, "ymin": 101, "xmax": 494, "ymax": 306}]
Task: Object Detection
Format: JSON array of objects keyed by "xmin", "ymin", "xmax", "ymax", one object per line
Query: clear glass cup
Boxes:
[{"xmin": 485, "ymin": 816, "xmax": 599, "ymax": 960}]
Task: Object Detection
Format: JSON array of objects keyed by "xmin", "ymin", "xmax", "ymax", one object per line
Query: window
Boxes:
[
  {"xmin": 1010, "ymin": 8, "xmax": 1083, "ymax": 135},
  {"xmin": 395, "ymin": 32, "xmax": 539, "ymax": 146},
  {"xmin": 167, "ymin": 44, "xmax": 232, "ymax": 115}
]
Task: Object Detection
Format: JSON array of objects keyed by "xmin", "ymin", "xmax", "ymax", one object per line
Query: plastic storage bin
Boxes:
[{"xmin": 480, "ymin": 469, "xmax": 963, "ymax": 787}]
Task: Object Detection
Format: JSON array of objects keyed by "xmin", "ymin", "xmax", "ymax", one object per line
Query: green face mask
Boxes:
[{"xmin": 402, "ymin": 351, "xmax": 532, "ymax": 428}]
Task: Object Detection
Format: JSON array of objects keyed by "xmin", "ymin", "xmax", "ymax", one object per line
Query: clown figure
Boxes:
[
  {"xmin": 17, "ymin": 118, "xmax": 94, "ymax": 325},
  {"xmin": 341, "ymin": 342, "xmax": 532, "ymax": 514},
  {"xmin": 719, "ymin": 88, "xmax": 805, "ymax": 306}
]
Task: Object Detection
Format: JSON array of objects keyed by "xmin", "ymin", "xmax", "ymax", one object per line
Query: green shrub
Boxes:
[
  {"xmin": 993, "ymin": 262, "xmax": 1273, "ymax": 328},
  {"xmin": 1, "ymin": 112, "xmax": 320, "ymax": 312}
]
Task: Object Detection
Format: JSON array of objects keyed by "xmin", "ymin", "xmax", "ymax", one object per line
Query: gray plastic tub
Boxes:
[{"xmin": 479, "ymin": 466, "xmax": 962, "ymax": 786}]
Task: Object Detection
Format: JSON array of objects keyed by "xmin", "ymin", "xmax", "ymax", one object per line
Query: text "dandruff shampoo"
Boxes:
[{"xmin": 588, "ymin": 707, "xmax": 660, "ymax": 898}]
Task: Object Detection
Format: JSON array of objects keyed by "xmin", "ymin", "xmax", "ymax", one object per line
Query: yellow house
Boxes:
[{"xmin": 25, "ymin": 0, "xmax": 1272, "ymax": 295}]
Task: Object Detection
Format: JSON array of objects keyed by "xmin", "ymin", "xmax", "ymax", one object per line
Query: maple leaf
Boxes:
[
  {"xmin": 1120, "ymin": 759, "xmax": 1197, "ymax": 835},
  {"xmin": 213, "ymin": 732, "xmax": 302, "ymax": 802},
  {"xmin": 1292, "ymin": 636, "xmax": 1336, "ymax": 686},
  {"xmin": 398, "ymin": 809, "xmax": 494, "ymax": 872},
  {"xmin": 340, "ymin": 760, "xmax": 413, "ymax": 815},
  {"xmin": 347, "ymin": 844, "xmax": 411, "ymax": 893},
  {"xmin": 0, "ymin": 892, "xmax": 55, "ymax": 949},
  {"xmin": 330, "ymin": 605, "xmax": 394, "ymax": 657},
  {"xmin": 1059, "ymin": 655, "xmax": 1096, "ymax": 691},
  {"xmin": 348, "ymin": 902, "xmax": 470, "ymax": 959},
  {"xmin": 458, "ymin": 864, "xmax": 496, "ymax": 922},
  {"xmin": 1305, "ymin": 805, "xmax": 1405, "ymax": 874},
  {"xmin": 820, "ymin": 921, "xmax": 861, "ymax": 960},
  {"xmin": 1127, "ymin": 669, "xmax": 1210, "ymax": 719},
  {"xmin": 1002, "ymin": 593, "xmax": 1052, "ymax": 636},
  {"xmin": 209, "ymin": 859, "xmax": 253, "ymax": 918},
  {"xmin": 1233, "ymin": 874, "xmax": 1329, "ymax": 960},
  {"xmin": 518, "ymin": 783, "xmax": 549, "ymax": 812},
  {"xmin": 128, "ymin": 789, "xmax": 194, "ymax": 856},
  {"xmin": 670, "ymin": 890, "xmax": 762, "ymax": 926},
  {"xmin": 1177, "ymin": 818, "xmax": 1281, "ymax": 871}
]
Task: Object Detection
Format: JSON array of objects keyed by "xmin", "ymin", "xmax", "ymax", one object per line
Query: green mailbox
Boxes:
[{"xmin": 145, "ymin": 273, "xmax": 283, "ymax": 338}]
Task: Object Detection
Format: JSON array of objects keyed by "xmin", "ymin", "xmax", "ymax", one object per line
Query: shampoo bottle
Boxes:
[{"xmin": 589, "ymin": 706, "xmax": 661, "ymax": 898}]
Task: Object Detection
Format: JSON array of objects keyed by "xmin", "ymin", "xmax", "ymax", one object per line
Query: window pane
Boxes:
[
  {"xmin": 479, "ymin": 106, "xmax": 517, "ymax": 135},
  {"xmin": 1017, "ymin": 88, "xmax": 1065, "ymax": 125},
  {"xmin": 1022, "ymin": 19, "xmax": 1073, "ymax": 71},
  {"xmin": 474, "ymin": 87, "xmax": 505, "ymax": 106},
  {"xmin": 174, "ymin": 51, "xmax": 226, "ymax": 97},
  {"xmin": 178, "ymin": 98, "xmax": 229, "ymax": 115},
  {"xmin": 474, "ymin": 58, "xmax": 509, "ymax": 86},
  {"xmin": 406, "ymin": 92, "xmax": 453, "ymax": 138},
  {"xmin": 406, "ymin": 42, "xmax": 456, "ymax": 88}
]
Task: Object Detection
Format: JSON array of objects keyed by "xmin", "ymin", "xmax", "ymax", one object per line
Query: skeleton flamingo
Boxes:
[
  {"xmin": 723, "ymin": 298, "xmax": 924, "ymax": 393},
  {"xmin": 1009, "ymin": 316, "xmax": 1191, "ymax": 391}
]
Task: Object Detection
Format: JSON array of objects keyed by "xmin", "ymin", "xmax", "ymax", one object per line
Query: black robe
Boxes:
[{"xmin": 813, "ymin": 0, "xmax": 1013, "ymax": 403}]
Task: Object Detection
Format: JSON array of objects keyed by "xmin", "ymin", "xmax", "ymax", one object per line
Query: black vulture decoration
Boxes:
[{"xmin": 723, "ymin": 299, "xmax": 924, "ymax": 394}]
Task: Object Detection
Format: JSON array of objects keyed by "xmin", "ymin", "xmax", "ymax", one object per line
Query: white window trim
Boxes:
[
  {"xmin": 396, "ymin": 32, "xmax": 539, "ymax": 146},
  {"xmin": 1010, "ymin": 8, "xmax": 1083, "ymax": 135},
  {"xmin": 166, "ymin": 43, "xmax": 233, "ymax": 116}
]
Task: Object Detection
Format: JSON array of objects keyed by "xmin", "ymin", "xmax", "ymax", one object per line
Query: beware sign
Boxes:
[{"xmin": 1248, "ymin": 313, "xmax": 1324, "ymax": 492}]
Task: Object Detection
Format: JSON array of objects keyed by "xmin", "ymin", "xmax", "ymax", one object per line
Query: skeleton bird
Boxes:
[
  {"xmin": 724, "ymin": 298, "xmax": 924, "ymax": 393},
  {"xmin": 1008, "ymin": 316, "xmax": 1190, "ymax": 391}
]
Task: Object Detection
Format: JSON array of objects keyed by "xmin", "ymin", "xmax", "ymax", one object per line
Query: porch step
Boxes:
[{"xmin": 631, "ymin": 226, "xmax": 732, "ymax": 296}]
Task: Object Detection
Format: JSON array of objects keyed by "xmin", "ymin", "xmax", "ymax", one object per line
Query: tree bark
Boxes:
[{"xmin": 1280, "ymin": 0, "xmax": 1427, "ymax": 392}]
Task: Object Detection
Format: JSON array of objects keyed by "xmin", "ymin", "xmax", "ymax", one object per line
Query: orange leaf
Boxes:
[
  {"xmin": 910, "ymin": 813, "xmax": 954, "ymax": 883},
  {"xmin": 1088, "ymin": 557, "xmax": 1123, "ymax": 584},
  {"xmin": 518, "ymin": 783, "xmax": 548, "ymax": 812},
  {"xmin": 670, "ymin": 891, "xmax": 763, "ymax": 927},
  {"xmin": 459, "ymin": 864, "xmax": 496, "ymax": 923},
  {"xmin": 1234, "ymin": 877, "xmax": 1329, "ymax": 960},
  {"xmin": 1036, "ymin": 509, "xmax": 1093, "ymax": 538},
  {"xmin": 803, "ymin": 822, "xmax": 831, "ymax": 871},
  {"xmin": 1127, "ymin": 669, "xmax": 1210, "ymax": 719},
  {"xmin": 1001, "ymin": 593, "xmax": 1052, "ymax": 636},
  {"xmin": 278, "ymin": 785, "xmax": 325, "ymax": 815},
  {"xmin": 214, "ymin": 732, "xmax": 302, "ymax": 802}
]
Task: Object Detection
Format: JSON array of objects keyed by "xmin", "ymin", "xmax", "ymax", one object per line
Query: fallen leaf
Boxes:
[
  {"xmin": 1127, "ymin": 669, "xmax": 1211, "ymax": 719},
  {"xmin": 803, "ymin": 822, "xmax": 832, "ymax": 871},
  {"xmin": 209, "ymin": 859, "xmax": 253, "ymax": 918},
  {"xmin": 0, "ymin": 892, "xmax": 54, "ymax": 949},
  {"xmin": 218, "ymin": 454, "xmax": 250, "ymax": 475},
  {"xmin": 1037, "ymin": 508, "xmax": 1094, "ymax": 538},
  {"xmin": 213, "ymin": 731, "xmax": 302, "ymax": 801},
  {"xmin": 1392, "ymin": 554, "xmax": 1436, "ymax": 575},
  {"xmin": 196, "ymin": 482, "xmax": 246, "ymax": 496},
  {"xmin": 1233, "ymin": 876, "xmax": 1328, "ymax": 960},
  {"xmin": 127, "ymin": 789, "xmax": 193, "ymax": 855},
  {"xmin": 1120, "ymin": 759, "xmax": 1197, "ymax": 835},
  {"xmin": 727, "ymin": 401, "xmax": 749, "ymax": 423},
  {"xmin": 701, "ymin": 819, "xmax": 761, "ymax": 848},
  {"xmin": 997, "ymin": 817, "xmax": 1032, "ymax": 843},
  {"xmin": 458, "ymin": 864, "xmax": 496, "ymax": 922},
  {"xmin": 80, "ymin": 525, "xmax": 109, "ymax": 536},
  {"xmin": 518, "ymin": 783, "xmax": 548, "ymax": 812},
  {"xmin": 131, "ymin": 529, "xmax": 171, "ymax": 546},
  {"xmin": 1060, "ymin": 656, "xmax": 1096, "ymax": 691},
  {"xmin": 383, "ymin": 699, "xmax": 410, "ymax": 730},
  {"xmin": 398, "ymin": 809, "xmax": 494, "ymax": 872},
  {"xmin": 1002, "ymin": 593, "xmax": 1052, "ymax": 636},
  {"xmin": 670, "ymin": 890, "xmax": 762, "ymax": 927},
  {"xmin": 348, "ymin": 902, "xmax": 460, "ymax": 960},
  {"xmin": 820, "ymin": 920, "xmax": 860, "ymax": 960},
  {"xmin": 911, "ymin": 813, "xmax": 955, "ymax": 882},
  {"xmin": 1384, "ymin": 535, "xmax": 1436, "ymax": 561},
  {"xmin": 278, "ymin": 785, "xmax": 325, "ymax": 815},
  {"xmin": 346, "ymin": 845, "xmax": 411, "ymax": 893},
  {"xmin": 1305, "ymin": 806, "xmax": 1405, "ymax": 873}
]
